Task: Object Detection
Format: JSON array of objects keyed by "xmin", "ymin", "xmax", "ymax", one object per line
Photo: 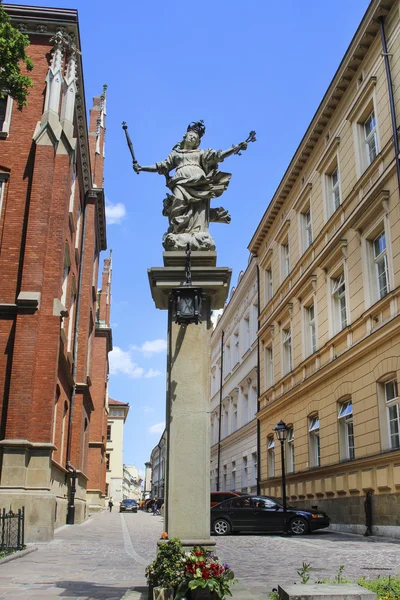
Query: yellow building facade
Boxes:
[{"xmin": 249, "ymin": 0, "xmax": 400, "ymax": 536}]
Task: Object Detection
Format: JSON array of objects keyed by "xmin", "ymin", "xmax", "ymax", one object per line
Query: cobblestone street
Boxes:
[{"xmin": 0, "ymin": 510, "xmax": 400, "ymax": 599}]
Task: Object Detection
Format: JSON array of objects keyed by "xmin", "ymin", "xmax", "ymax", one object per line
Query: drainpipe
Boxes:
[
  {"xmin": 256, "ymin": 262, "xmax": 261, "ymax": 495},
  {"xmin": 379, "ymin": 17, "xmax": 400, "ymax": 196},
  {"xmin": 216, "ymin": 330, "xmax": 224, "ymax": 491},
  {"xmin": 66, "ymin": 196, "xmax": 89, "ymax": 525}
]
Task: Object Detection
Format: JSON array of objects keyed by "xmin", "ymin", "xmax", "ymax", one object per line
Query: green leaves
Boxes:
[{"xmin": 0, "ymin": 5, "xmax": 34, "ymax": 110}]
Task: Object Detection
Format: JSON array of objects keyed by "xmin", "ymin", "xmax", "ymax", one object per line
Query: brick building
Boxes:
[{"xmin": 0, "ymin": 5, "xmax": 110, "ymax": 542}]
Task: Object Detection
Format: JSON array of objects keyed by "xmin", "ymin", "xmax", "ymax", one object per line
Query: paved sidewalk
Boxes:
[{"xmin": 0, "ymin": 509, "xmax": 400, "ymax": 599}]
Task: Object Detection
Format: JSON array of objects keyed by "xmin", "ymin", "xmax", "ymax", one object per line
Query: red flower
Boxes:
[{"xmin": 195, "ymin": 551, "xmax": 202, "ymax": 557}]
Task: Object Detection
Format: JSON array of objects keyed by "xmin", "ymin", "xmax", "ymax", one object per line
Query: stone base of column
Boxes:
[{"xmin": 149, "ymin": 251, "xmax": 231, "ymax": 546}]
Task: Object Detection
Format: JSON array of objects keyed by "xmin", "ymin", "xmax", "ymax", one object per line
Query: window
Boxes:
[
  {"xmin": 0, "ymin": 96, "xmax": 13, "ymax": 137},
  {"xmin": 67, "ymin": 293, "xmax": 76, "ymax": 352},
  {"xmin": 330, "ymin": 167, "xmax": 341, "ymax": 213},
  {"xmin": 309, "ymin": 416, "xmax": 320, "ymax": 467},
  {"xmin": 287, "ymin": 427, "xmax": 295, "ymax": 473},
  {"xmin": 373, "ymin": 231, "xmax": 389, "ymax": 299},
  {"xmin": 338, "ymin": 400, "xmax": 355, "ymax": 460},
  {"xmin": 60, "ymin": 401, "xmax": 68, "ymax": 465},
  {"xmin": 281, "ymin": 243, "xmax": 290, "ymax": 279},
  {"xmin": 265, "ymin": 268, "xmax": 273, "ymax": 303},
  {"xmin": 242, "ymin": 456, "xmax": 248, "ymax": 489},
  {"xmin": 251, "ymin": 452, "xmax": 257, "ymax": 487},
  {"xmin": 282, "ymin": 328, "xmax": 292, "ymax": 375},
  {"xmin": 302, "ymin": 208, "xmax": 313, "ymax": 250},
  {"xmin": 243, "ymin": 314, "xmax": 250, "ymax": 353},
  {"xmin": 306, "ymin": 304, "xmax": 317, "ymax": 355},
  {"xmin": 385, "ymin": 379, "xmax": 400, "ymax": 449},
  {"xmin": 364, "ymin": 110, "xmax": 378, "ymax": 166},
  {"xmin": 242, "ymin": 392, "xmax": 249, "ymax": 426},
  {"xmin": 265, "ymin": 346, "xmax": 274, "ymax": 389},
  {"xmin": 231, "ymin": 461, "xmax": 236, "ymax": 490},
  {"xmin": 106, "ymin": 453, "xmax": 110, "ymax": 470},
  {"xmin": 223, "ymin": 465, "xmax": 227, "ymax": 490},
  {"xmin": 267, "ymin": 436, "xmax": 275, "ymax": 478},
  {"xmin": 332, "ymin": 273, "xmax": 347, "ymax": 332},
  {"xmin": 0, "ymin": 176, "xmax": 7, "ymax": 221},
  {"xmin": 233, "ymin": 330, "xmax": 239, "ymax": 366},
  {"xmin": 107, "ymin": 424, "xmax": 111, "ymax": 441},
  {"xmin": 75, "ymin": 203, "xmax": 82, "ymax": 250},
  {"xmin": 232, "ymin": 402, "xmax": 238, "ymax": 432},
  {"xmin": 224, "ymin": 343, "xmax": 230, "ymax": 376}
]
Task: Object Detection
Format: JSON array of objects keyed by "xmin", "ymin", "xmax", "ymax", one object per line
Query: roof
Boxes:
[{"xmin": 109, "ymin": 398, "xmax": 129, "ymax": 407}]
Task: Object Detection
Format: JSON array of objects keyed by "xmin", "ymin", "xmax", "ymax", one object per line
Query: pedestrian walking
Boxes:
[
  {"xmin": 108, "ymin": 497, "xmax": 114, "ymax": 512},
  {"xmin": 152, "ymin": 496, "xmax": 158, "ymax": 516}
]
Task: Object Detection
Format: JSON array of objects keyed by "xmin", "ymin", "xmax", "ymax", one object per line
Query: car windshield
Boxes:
[{"xmin": 123, "ymin": 500, "xmax": 136, "ymax": 505}]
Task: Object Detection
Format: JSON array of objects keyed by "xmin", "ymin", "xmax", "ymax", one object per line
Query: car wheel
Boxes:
[
  {"xmin": 289, "ymin": 517, "xmax": 309, "ymax": 535},
  {"xmin": 213, "ymin": 519, "xmax": 231, "ymax": 536}
]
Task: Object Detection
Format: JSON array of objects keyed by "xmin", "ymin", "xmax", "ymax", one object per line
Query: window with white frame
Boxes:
[
  {"xmin": 338, "ymin": 399, "xmax": 355, "ymax": 460},
  {"xmin": 385, "ymin": 379, "xmax": 400, "ymax": 450},
  {"xmin": 282, "ymin": 328, "xmax": 292, "ymax": 375},
  {"xmin": 233, "ymin": 330, "xmax": 239, "ymax": 366},
  {"xmin": 232, "ymin": 401, "xmax": 238, "ymax": 432},
  {"xmin": 265, "ymin": 267, "xmax": 273, "ymax": 303},
  {"xmin": 265, "ymin": 345, "xmax": 274, "ymax": 389},
  {"xmin": 242, "ymin": 391, "xmax": 249, "ymax": 426},
  {"xmin": 331, "ymin": 273, "xmax": 347, "ymax": 333},
  {"xmin": 250, "ymin": 385, "xmax": 258, "ymax": 419},
  {"xmin": 267, "ymin": 436, "xmax": 275, "ymax": 478},
  {"xmin": 373, "ymin": 231, "xmax": 389, "ymax": 299},
  {"xmin": 281, "ymin": 242, "xmax": 290, "ymax": 280},
  {"xmin": 305, "ymin": 303, "xmax": 317, "ymax": 355},
  {"xmin": 309, "ymin": 415, "xmax": 320, "ymax": 467},
  {"xmin": 215, "ymin": 467, "xmax": 219, "ymax": 489},
  {"xmin": 251, "ymin": 452, "xmax": 257, "ymax": 487},
  {"xmin": 0, "ymin": 175, "xmax": 7, "ymax": 222},
  {"xmin": 286, "ymin": 427, "xmax": 295, "ymax": 473},
  {"xmin": 224, "ymin": 342, "xmax": 230, "ymax": 376},
  {"xmin": 0, "ymin": 96, "xmax": 13, "ymax": 137},
  {"xmin": 223, "ymin": 403, "xmax": 229, "ymax": 437},
  {"xmin": 363, "ymin": 110, "xmax": 378, "ymax": 166},
  {"xmin": 302, "ymin": 207, "xmax": 313, "ymax": 251},
  {"xmin": 223, "ymin": 464, "xmax": 227, "ymax": 490},
  {"xmin": 243, "ymin": 314, "xmax": 250, "ymax": 354},
  {"xmin": 231, "ymin": 461, "xmax": 236, "ymax": 490},
  {"xmin": 252, "ymin": 303, "xmax": 258, "ymax": 340},
  {"xmin": 242, "ymin": 456, "xmax": 248, "ymax": 489},
  {"xmin": 330, "ymin": 166, "xmax": 341, "ymax": 213},
  {"xmin": 67, "ymin": 292, "xmax": 76, "ymax": 352}
]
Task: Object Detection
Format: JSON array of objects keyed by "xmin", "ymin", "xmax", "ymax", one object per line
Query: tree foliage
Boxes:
[{"xmin": 0, "ymin": 3, "xmax": 33, "ymax": 110}]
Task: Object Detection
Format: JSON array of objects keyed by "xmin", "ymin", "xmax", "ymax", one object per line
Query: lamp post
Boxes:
[{"xmin": 274, "ymin": 419, "xmax": 289, "ymax": 535}]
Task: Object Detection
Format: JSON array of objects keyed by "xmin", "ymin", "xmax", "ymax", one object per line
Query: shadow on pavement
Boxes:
[{"xmin": 55, "ymin": 581, "xmax": 148, "ymax": 599}]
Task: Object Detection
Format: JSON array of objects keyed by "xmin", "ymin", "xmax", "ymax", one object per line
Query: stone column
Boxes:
[{"xmin": 149, "ymin": 251, "xmax": 231, "ymax": 546}]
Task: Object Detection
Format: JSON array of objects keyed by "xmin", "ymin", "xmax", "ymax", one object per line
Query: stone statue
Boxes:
[{"xmin": 132, "ymin": 121, "xmax": 256, "ymax": 251}]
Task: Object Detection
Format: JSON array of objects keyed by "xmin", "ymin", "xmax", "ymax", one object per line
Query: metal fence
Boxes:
[{"xmin": 0, "ymin": 507, "xmax": 24, "ymax": 551}]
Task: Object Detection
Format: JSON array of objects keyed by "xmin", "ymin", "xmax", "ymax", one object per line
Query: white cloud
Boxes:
[
  {"xmin": 145, "ymin": 368, "xmax": 162, "ymax": 378},
  {"xmin": 109, "ymin": 346, "xmax": 161, "ymax": 379},
  {"xmin": 211, "ymin": 309, "xmax": 223, "ymax": 329},
  {"xmin": 148, "ymin": 422, "xmax": 166, "ymax": 434},
  {"xmin": 131, "ymin": 338, "xmax": 167, "ymax": 356},
  {"xmin": 143, "ymin": 406, "xmax": 154, "ymax": 413},
  {"xmin": 106, "ymin": 200, "xmax": 126, "ymax": 225}
]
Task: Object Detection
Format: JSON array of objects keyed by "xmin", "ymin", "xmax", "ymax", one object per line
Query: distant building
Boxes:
[
  {"xmin": 0, "ymin": 5, "xmax": 109, "ymax": 542},
  {"xmin": 106, "ymin": 399, "xmax": 129, "ymax": 503},
  {"xmin": 210, "ymin": 257, "xmax": 258, "ymax": 494},
  {"xmin": 122, "ymin": 465, "xmax": 143, "ymax": 500},
  {"xmin": 144, "ymin": 461, "xmax": 152, "ymax": 498},
  {"xmin": 150, "ymin": 430, "xmax": 166, "ymax": 498}
]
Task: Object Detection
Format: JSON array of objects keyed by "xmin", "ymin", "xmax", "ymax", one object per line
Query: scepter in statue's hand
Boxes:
[{"xmin": 122, "ymin": 122, "xmax": 141, "ymax": 174}]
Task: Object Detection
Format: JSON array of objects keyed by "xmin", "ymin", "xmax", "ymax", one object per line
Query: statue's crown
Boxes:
[{"xmin": 187, "ymin": 120, "xmax": 206, "ymax": 139}]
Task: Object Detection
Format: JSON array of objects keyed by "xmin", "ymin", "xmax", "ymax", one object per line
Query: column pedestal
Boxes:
[{"xmin": 148, "ymin": 252, "xmax": 231, "ymax": 547}]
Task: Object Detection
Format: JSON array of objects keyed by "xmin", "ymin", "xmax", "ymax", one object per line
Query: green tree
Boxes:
[{"xmin": 0, "ymin": 3, "xmax": 33, "ymax": 110}]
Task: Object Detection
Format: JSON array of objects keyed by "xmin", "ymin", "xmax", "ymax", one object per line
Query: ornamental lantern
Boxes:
[{"xmin": 171, "ymin": 286, "xmax": 203, "ymax": 325}]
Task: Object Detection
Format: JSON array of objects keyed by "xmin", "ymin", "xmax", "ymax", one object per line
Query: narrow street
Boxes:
[{"xmin": 0, "ymin": 510, "xmax": 400, "ymax": 599}]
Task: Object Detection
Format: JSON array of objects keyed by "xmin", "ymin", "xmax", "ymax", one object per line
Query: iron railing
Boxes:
[{"xmin": 0, "ymin": 507, "xmax": 24, "ymax": 551}]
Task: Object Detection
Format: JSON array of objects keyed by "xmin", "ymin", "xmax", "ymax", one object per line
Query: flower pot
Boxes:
[
  {"xmin": 153, "ymin": 586, "xmax": 175, "ymax": 600},
  {"xmin": 188, "ymin": 589, "xmax": 220, "ymax": 600}
]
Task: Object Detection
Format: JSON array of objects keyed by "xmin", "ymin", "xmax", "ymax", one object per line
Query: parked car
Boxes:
[
  {"xmin": 211, "ymin": 495, "xmax": 330, "ymax": 536},
  {"xmin": 119, "ymin": 499, "xmax": 138, "ymax": 513},
  {"xmin": 210, "ymin": 491, "xmax": 242, "ymax": 507}
]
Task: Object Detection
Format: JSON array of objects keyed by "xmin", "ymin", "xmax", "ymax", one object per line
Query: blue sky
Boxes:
[{"xmin": 13, "ymin": 0, "xmax": 371, "ymax": 474}]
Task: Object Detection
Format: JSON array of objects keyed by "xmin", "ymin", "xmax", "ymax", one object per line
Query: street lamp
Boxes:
[{"xmin": 274, "ymin": 419, "xmax": 289, "ymax": 535}]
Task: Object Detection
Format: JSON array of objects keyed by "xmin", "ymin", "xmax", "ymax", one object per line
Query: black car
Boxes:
[
  {"xmin": 119, "ymin": 499, "xmax": 138, "ymax": 513},
  {"xmin": 211, "ymin": 495, "xmax": 330, "ymax": 536}
]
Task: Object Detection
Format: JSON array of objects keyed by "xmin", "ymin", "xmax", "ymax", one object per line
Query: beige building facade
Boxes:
[
  {"xmin": 249, "ymin": 0, "xmax": 400, "ymax": 537},
  {"xmin": 106, "ymin": 398, "xmax": 129, "ymax": 504},
  {"xmin": 210, "ymin": 258, "xmax": 258, "ymax": 494}
]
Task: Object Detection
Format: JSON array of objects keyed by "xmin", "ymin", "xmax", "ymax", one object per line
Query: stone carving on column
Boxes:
[
  {"xmin": 125, "ymin": 120, "xmax": 256, "ymax": 251},
  {"xmin": 60, "ymin": 50, "xmax": 78, "ymax": 129},
  {"xmin": 44, "ymin": 31, "xmax": 65, "ymax": 114}
]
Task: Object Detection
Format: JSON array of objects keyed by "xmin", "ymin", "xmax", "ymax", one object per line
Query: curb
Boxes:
[{"xmin": 0, "ymin": 546, "xmax": 38, "ymax": 566}]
